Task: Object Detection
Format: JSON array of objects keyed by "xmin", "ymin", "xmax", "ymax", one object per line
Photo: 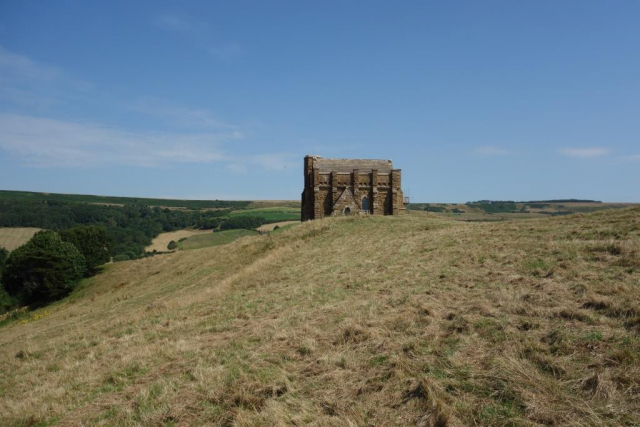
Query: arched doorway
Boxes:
[
  {"xmin": 362, "ymin": 196, "xmax": 369, "ymax": 212},
  {"xmin": 344, "ymin": 207, "xmax": 351, "ymax": 215}
]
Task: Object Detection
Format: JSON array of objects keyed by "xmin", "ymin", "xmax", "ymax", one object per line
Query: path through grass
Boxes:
[{"xmin": 1, "ymin": 208, "xmax": 638, "ymax": 426}]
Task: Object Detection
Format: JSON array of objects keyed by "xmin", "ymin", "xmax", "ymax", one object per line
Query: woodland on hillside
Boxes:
[{"xmin": 0, "ymin": 199, "xmax": 266, "ymax": 258}]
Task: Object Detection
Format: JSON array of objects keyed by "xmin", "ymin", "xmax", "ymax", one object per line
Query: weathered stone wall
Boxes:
[{"xmin": 301, "ymin": 155, "xmax": 405, "ymax": 221}]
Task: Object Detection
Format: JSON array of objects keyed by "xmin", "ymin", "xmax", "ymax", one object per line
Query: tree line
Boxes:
[
  {"xmin": 0, "ymin": 226, "xmax": 109, "ymax": 312},
  {"xmin": 0, "ymin": 199, "xmax": 235, "ymax": 257},
  {"xmin": 0, "ymin": 215, "xmax": 272, "ymax": 313},
  {"xmin": 0, "ymin": 199, "xmax": 276, "ymax": 313},
  {"xmin": 0, "ymin": 190, "xmax": 252, "ymax": 210}
]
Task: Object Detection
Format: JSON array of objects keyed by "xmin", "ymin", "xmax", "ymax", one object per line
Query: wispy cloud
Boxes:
[
  {"xmin": 153, "ymin": 15, "xmax": 242, "ymax": 61},
  {"xmin": 226, "ymin": 154, "xmax": 297, "ymax": 174},
  {"xmin": 0, "ymin": 113, "xmax": 234, "ymax": 168},
  {"xmin": 0, "ymin": 86, "xmax": 60, "ymax": 109},
  {"xmin": 0, "ymin": 47, "xmax": 289, "ymax": 173},
  {"xmin": 0, "ymin": 45, "xmax": 92, "ymax": 109},
  {"xmin": 0, "ymin": 45, "xmax": 60, "ymax": 81},
  {"xmin": 132, "ymin": 98, "xmax": 240, "ymax": 132},
  {"xmin": 250, "ymin": 153, "xmax": 298, "ymax": 171},
  {"xmin": 621, "ymin": 154, "xmax": 640, "ymax": 161},
  {"xmin": 0, "ymin": 113, "xmax": 296, "ymax": 173},
  {"xmin": 473, "ymin": 146, "xmax": 508, "ymax": 156},
  {"xmin": 227, "ymin": 163, "xmax": 248, "ymax": 174},
  {"xmin": 560, "ymin": 147, "xmax": 610, "ymax": 158}
]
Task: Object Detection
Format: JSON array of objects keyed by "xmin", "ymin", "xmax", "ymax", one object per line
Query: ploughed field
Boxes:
[{"xmin": 0, "ymin": 208, "xmax": 639, "ymax": 426}]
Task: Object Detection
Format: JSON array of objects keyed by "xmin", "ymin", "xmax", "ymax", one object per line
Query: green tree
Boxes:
[
  {"xmin": 0, "ymin": 246, "xmax": 14, "ymax": 313},
  {"xmin": 201, "ymin": 218, "xmax": 220, "ymax": 230},
  {"xmin": 167, "ymin": 240, "xmax": 178, "ymax": 250},
  {"xmin": 220, "ymin": 216, "xmax": 266, "ymax": 230},
  {"xmin": 60, "ymin": 225, "xmax": 110, "ymax": 275},
  {"xmin": 0, "ymin": 246, "xmax": 7, "ymax": 270},
  {"xmin": 2, "ymin": 231, "xmax": 86, "ymax": 306}
]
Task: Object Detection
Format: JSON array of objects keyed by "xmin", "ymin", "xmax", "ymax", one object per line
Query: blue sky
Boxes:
[{"xmin": 1, "ymin": 1, "xmax": 639, "ymax": 202}]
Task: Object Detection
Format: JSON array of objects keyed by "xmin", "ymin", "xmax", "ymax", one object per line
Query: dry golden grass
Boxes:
[
  {"xmin": 0, "ymin": 208, "xmax": 639, "ymax": 426},
  {"xmin": 256, "ymin": 221, "xmax": 300, "ymax": 232},
  {"xmin": 145, "ymin": 229, "xmax": 212, "ymax": 252},
  {"xmin": 0, "ymin": 227, "xmax": 42, "ymax": 251}
]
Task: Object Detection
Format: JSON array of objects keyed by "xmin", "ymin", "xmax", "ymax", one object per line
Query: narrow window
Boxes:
[{"xmin": 362, "ymin": 196, "xmax": 369, "ymax": 212}]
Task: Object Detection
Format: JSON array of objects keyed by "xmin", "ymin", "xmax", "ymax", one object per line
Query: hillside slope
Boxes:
[{"xmin": 1, "ymin": 209, "xmax": 639, "ymax": 426}]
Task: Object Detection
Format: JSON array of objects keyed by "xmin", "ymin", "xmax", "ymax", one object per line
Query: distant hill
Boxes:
[
  {"xmin": 523, "ymin": 199, "xmax": 602, "ymax": 203},
  {"xmin": 1, "ymin": 207, "xmax": 639, "ymax": 425},
  {"xmin": 0, "ymin": 190, "xmax": 251, "ymax": 210},
  {"xmin": 408, "ymin": 200, "xmax": 634, "ymax": 220},
  {"xmin": 468, "ymin": 199, "xmax": 602, "ymax": 204}
]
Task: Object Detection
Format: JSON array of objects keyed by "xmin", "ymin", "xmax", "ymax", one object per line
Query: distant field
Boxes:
[
  {"xmin": 247, "ymin": 200, "xmax": 300, "ymax": 209},
  {"xmin": 229, "ymin": 207, "xmax": 300, "ymax": 222},
  {"xmin": 145, "ymin": 229, "xmax": 212, "ymax": 252},
  {"xmin": 0, "ymin": 227, "xmax": 41, "ymax": 251},
  {"xmin": 409, "ymin": 201, "xmax": 639, "ymax": 221},
  {"xmin": 177, "ymin": 229, "xmax": 257, "ymax": 250},
  {"xmin": 412, "ymin": 211, "xmax": 550, "ymax": 222}
]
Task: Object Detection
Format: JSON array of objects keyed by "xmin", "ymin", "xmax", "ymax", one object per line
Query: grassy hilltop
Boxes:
[{"xmin": 1, "ymin": 208, "xmax": 639, "ymax": 426}]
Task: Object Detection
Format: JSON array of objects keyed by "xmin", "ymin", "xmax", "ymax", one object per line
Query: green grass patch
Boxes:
[
  {"xmin": 229, "ymin": 207, "xmax": 300, "ymax": 222},
  {"xmin": 584, "ymin": 330, "xmax": 603, "ymax": 341},
  {"xmin": 178, "ymin": 229, "xmax": 258, "ymax": 250}
]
